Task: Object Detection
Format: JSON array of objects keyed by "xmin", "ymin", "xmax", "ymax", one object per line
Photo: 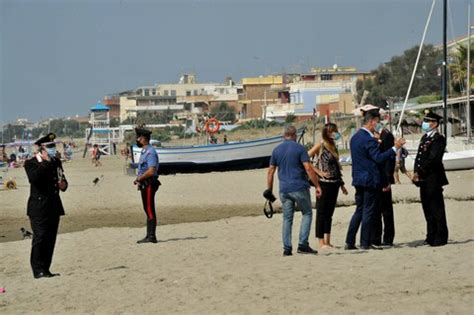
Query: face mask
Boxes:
[
  {"xmin": 421, "ymin": 121, "xmax": 432, "ymax": 133},
  {"xmin": 45, "ymin": 147, "xmax": 57, "ymax": 157},
  {"xmin": 332, "ymin": 132, "xmax": 341, "ymax": 141},
  {"xmin": 375, "ymin": 123, "xmax": 384, "ymax": 133},
  {"xmin": 136, "ymin": 140, "xmax": 143, "ymax": 148}
]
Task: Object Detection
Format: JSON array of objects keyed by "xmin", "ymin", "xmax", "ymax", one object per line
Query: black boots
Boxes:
[{"xmin": 137, "ymin": 220, "xmax": 157, "ymax": 244}]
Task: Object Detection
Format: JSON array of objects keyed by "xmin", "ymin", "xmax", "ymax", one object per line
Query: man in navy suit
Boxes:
[{"xmin": 345, "ymin": 109, "xmax": 405, "ymax": 250}]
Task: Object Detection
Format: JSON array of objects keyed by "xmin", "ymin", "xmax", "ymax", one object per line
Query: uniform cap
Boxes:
[
  {"xmin": 423, "ymin": 110, "xmax": 442, "ymax": 122},
  {"xmin": 135, "ymin": 128, "xmax": 152, "ymax": 137},
  {"xmin": 358, "ymin": 104, "xmax": 381, "ymax": 117},
  {"xmin": 34, "ymin": 133, "xmax": 56, "ymax": 145}
]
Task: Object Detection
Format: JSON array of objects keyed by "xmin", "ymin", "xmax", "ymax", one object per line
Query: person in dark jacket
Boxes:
[
  {"xmin": 345, "ymin": 109, "xmax": 405, "ymax": 250},
  {"xmin": 412, "ymin": 111, "xmax": 449, "ymax": 246},
  {"xmin": 24, "ymin": 133, "xmax": 68, "ymax": 279},
  {"xmin": 372, "ymin": 122, "xmax": 396, "ymax": 246}
]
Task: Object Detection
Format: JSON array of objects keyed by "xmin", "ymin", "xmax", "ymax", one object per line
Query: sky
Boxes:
[{"xmin": 0, "ymin": 0, "xmax": 471, "ymax": 123}]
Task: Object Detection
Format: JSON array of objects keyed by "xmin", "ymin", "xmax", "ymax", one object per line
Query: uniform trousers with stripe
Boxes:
[{"xmin": 140, "ymin": 182, "xmax": 158, "ymax": 237}]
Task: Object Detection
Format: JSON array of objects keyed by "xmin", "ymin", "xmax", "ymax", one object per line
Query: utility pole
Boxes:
[{"xmin": 443, "ymin": 0, "xmax": 448, "ymax": 136}]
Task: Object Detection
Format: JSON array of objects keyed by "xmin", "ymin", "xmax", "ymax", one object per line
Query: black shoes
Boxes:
[
  {"xmin": 138, "ymin": 220, "xmax": 158, "ymax": 244},
  {"xmin": 360, "ymin": 245, "xmax": 383, "ymax": 250},
  {"xmin": 34, "ymin": 271, "xmax": 60, "ymax": 279},
  {"xmin": 344, "ymin": 244, "xmax": 358, "ymax": 250},
  {"xmin": 283, "ymin": 246, "xmax": 317, "ymax": 256},
  {"xmin": 297, "ymin": 245, "xmax": 318, "ymax": 255},
  {"xmin": 137, "ymin": 236, "xmax": 158, "ymax": 244}
]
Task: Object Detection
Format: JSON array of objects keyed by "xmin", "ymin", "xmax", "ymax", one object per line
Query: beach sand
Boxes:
[{"xmin": 1, "ymin": 156, "xmax": 473, "ymax": 313}]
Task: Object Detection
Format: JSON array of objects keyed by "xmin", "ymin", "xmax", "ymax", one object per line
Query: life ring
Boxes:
[{"xmin": 204, "ymin": 118, "xmax": 220, "ymax": 134}]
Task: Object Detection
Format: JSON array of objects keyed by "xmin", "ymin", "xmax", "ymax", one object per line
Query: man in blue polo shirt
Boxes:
[
  {"xmin": 267, "ymin": 126, "xmax": 322, "ymax": 256},
  {"xmin": 133, "ymin": 128, "xmax": 160, "ymax": 244}
]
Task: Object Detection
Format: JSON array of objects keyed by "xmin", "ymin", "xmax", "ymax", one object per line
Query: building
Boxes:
[
  {"xmin": 435, "ymin": 33, "xmax": 474, "ymax": 54},
  {"xmin": 239, "ymin": 75, "xmax": 284, "ymax": 119},
  {"xmin": 102, "ymin": 94, "xmax": 121, "ymax": 119},
  {"xmin": 264, "ymin": 67, "xmax": 370, "ymax": 120},
  {"xmin": 118, "ymin": 74, "xmax": 242, "ymax": 123}
]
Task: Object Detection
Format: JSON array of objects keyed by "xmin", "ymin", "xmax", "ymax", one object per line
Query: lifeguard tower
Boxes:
[{"xmin": 86, "ymin": 103, "xmax": 113, "ymax": 155}]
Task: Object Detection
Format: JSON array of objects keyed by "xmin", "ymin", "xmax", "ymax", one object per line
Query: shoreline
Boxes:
[{"xmin": 3, "ymin": 195, "xmax": 474, "ymax": 244}]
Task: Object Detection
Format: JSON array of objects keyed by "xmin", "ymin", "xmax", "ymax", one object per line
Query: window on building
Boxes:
[
  {"xmin": 186, "ymin": 90, "xmax": 191, "ymax": 96},
  {"xmin": 144, "ymin": 89, "xmax": 149, "ymax": 96},
  {"xmin": 194, "ymin": 90, "xmax": 198, "ymax": 96},
  {"xmin": 164, "ymin": 90, "xmax": 169, "ymax": 96},
  {"xmin": 321, "ymin": 74, "xmax": 333, "ymax": 81},
  {"xmin": 151, "ymin": 89, "xmax": 156, "ymax": 96},
  {"xmin": 171, "ymin": 90, "xmax": 176, "ymax": 96}
]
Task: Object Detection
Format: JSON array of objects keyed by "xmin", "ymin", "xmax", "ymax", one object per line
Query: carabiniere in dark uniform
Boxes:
[
  {"xmin": 413, "ymin": 111, "xmax": 449, "ymax": 247},
  {"xmin": 24, "ymin": 133, "xmax": 68, "ymax": 279}
]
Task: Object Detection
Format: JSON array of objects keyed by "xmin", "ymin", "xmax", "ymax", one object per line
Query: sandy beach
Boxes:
[{"xmin": 1, "ymin": 155, "xmax": 473, "ymax": 313}]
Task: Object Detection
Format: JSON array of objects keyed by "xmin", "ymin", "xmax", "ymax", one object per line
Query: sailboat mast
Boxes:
[{"xmin": 443, "ymin": 0, "xmax": 448, "ymax": 136}]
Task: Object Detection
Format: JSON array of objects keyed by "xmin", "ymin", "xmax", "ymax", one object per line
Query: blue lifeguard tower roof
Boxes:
[{"xmin": 90, "ymin": 103, "xmax": 110, "ymax": 111}]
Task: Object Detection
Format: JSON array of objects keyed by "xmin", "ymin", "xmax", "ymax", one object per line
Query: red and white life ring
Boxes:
[{"xmin": 204, "ymin": 118, "xmax": 220, "ymax": 134}]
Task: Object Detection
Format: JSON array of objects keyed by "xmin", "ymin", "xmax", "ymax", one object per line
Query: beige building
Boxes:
[{"xmin": 118, "ymin": 74, "xmax": 242, "ymax": 122}]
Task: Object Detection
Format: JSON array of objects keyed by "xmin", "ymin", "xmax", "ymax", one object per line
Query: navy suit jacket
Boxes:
[{"xmin": 350, "ymin": 128, "xmax": 396, "ymax": 189}]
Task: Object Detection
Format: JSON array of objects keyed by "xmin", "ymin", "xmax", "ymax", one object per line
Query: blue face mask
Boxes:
[
  {"xmin": 332, "ymin": 132, "xmax": 341, "ymax": 141},
  {"xmin": 421, "ymin": 121, "xmax": 432, "ymax": 133},
  {"xmin": 375, "ymin": 123, "xmax": 384, "ymax": 132},
  {"xmin": 45, "ymin": 147, "xmax": 57, "ymax": 157}
]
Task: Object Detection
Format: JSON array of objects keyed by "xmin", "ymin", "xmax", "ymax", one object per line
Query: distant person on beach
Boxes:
[
  {"xmin": 209, "ymin": 135, "xmax": 218, "ymax": 144},
  {"xmin": 412, "ymin": 111, "xmax": 449, "ymax": 247},
  {"xmin": 308, "ymin": 123, "xmax": 348, "ymax": 249},
  {"xmin": 123, "ymin": 143, "xmax": 131, "ymax": 162},
  {"xmin": 372, "ymin": 120, "xmax": 396, "ymax": 247},
  {"xmin": 266, "ymin": 125, "xmax": 322, "ymax": 256},
  {"xmin": 91, "ymin": 144, "xmax": 102, "ymax": 167},
  {"xmin": 24, "ymin": 133, "xmax": 68, "ymax": 279},
  {"xmin": 345, "ymin": 107, "xmax": 405, "ymax": 250},
  {"xmin": 0, "ymin": 145, "xmax": 7, "ymax": 162},
  {"xmin": 133, "ymin": 128, "xmax": 160, "ymax": 244}
]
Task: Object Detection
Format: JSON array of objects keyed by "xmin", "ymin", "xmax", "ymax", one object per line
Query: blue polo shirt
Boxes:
[
  {"xmin": 137, "ymin": 145, "xmax": 159, "ymax": 176},
  {"xmin": 270, "ymin": 139, "xmax": 310, "ymax": 193}
]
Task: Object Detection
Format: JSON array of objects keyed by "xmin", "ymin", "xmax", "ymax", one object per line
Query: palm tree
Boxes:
[{"xmin": 449, "ymin": 44, "xmax": 474, "ymax": 95}]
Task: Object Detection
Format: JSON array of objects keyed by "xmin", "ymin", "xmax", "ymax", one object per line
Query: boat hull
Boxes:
[
  {"xmin": 131, "ymin": 133, "xmax": 298, "ymax": 175},
  {"xmin": 405, "ymin": 150, "xmax": 474, "ymax": 171},
  {"xmin": 156, "ymin": 156, "xmax": 271, "ymax": 175}
]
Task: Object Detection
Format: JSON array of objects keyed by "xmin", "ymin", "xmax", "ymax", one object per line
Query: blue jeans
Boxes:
[
  {"xmin": 345, "ymin": 186, "xmax": 379, "ymax": 248},
  {"xmin": 280, "ymin": 189, "xmax": 313, "ymax": 251}
]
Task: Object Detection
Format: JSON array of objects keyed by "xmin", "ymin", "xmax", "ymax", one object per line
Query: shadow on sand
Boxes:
[
  {"xmin": 158, "ymin": 236, "xmax": 208, "ymax": 243},
  {"xmin": 396, "ymin": 238, "xmax": 474, "ymax": 248}
]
